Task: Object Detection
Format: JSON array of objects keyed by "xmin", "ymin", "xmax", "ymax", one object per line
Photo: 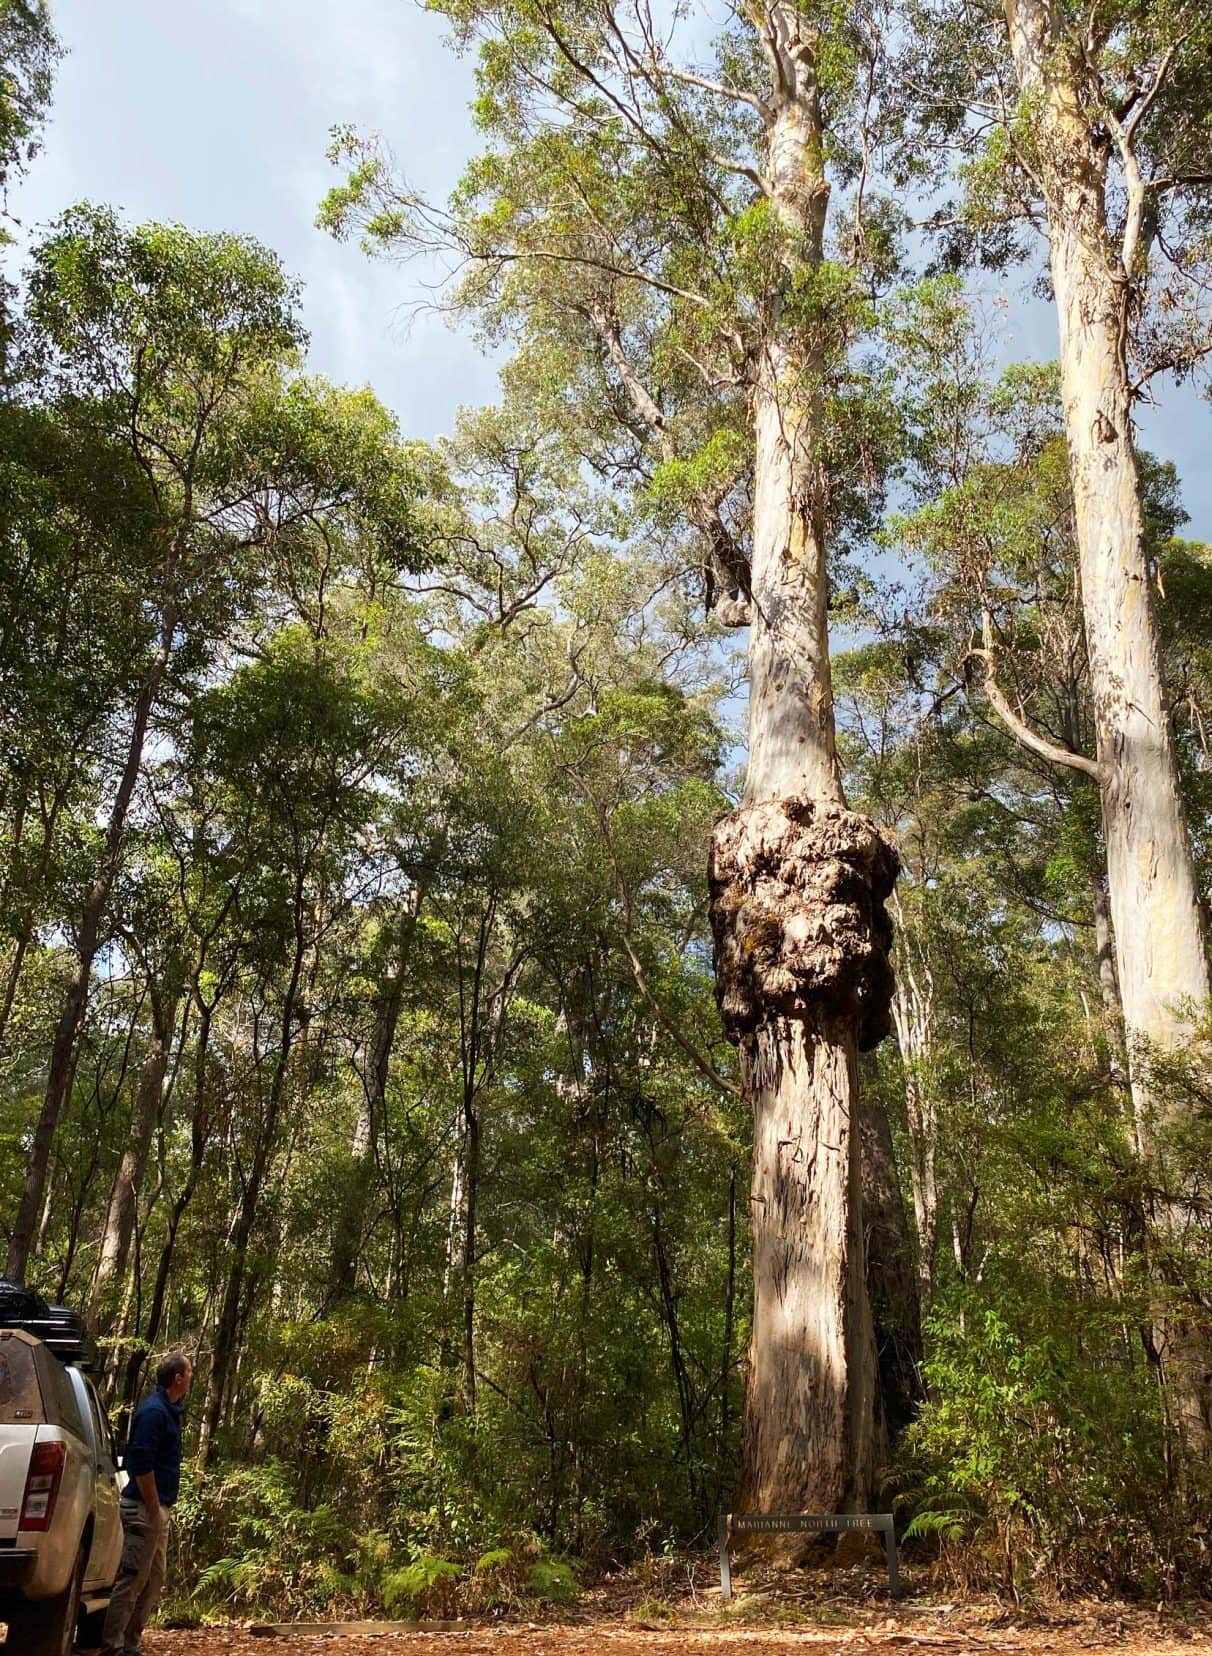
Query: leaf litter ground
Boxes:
[{"xmin": 142, "ymin": 1600, "xmax": 1212, "ymax": 1656}]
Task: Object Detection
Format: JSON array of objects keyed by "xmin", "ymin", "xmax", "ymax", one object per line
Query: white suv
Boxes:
[{"xmin": 0, "ymin": 1327, "xmax": 122, "ymax": 1655}]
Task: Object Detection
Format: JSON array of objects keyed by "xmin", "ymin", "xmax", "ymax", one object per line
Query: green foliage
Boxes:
[
  {"xmin": 178, "ymin": 1461, "xmax": 355, "ymax": 1618},
  {"xmin": 901, "ymin": 1289, "xmax": 1174, "ymax": 1594},
  {"xmin": 382, "ymin": 1555, "xmax": 461, "ymax": 1618},
  {"xmin": 526, "ymin": 1559, "xmax": 579, "ymax": 1605},
  {"xmin": 6, "ymin": 0, "xmax": 1212, "ymax": 1621},
  {"xmin": 0, "ymin": 0, "xmax": 57, "ymax": 200}
]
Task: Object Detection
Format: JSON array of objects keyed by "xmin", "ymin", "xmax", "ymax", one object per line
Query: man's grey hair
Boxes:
[{"xmin": 155, "ymin": 1351, "xmax": 190, "ymax": 1390}]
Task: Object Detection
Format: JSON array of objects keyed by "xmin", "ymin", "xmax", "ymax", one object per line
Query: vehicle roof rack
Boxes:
[{"xmin": 0, "ymin": 1284, "xmax": 97, "ymax": 1371}]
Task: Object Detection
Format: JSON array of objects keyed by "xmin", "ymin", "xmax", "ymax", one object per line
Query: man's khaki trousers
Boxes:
[{"xmin": 99, "ymin": 1497, "xmax": 170, "ymax": 1655}]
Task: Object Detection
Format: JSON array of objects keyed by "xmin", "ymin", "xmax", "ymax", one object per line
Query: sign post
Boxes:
[{"xmin": 718, "ymin": 1512, "xmax": 900, "ymax": 1600}]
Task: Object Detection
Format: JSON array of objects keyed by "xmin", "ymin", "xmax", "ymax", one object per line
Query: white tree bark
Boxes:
[
  {"xmin": 1003, "ymin": 0, "xmax": 1211, "ymax": 1125},
  {"xmin": 708, "ymin": 5, "xmax": 899, "ymax": 1515},
  {"xmin": 889, "ymin": 897, "xmax": 939, "ymax": 1300},
  {"xmin": 1004, "ymin": 0, "xmax": 1212, "ymax": 1461}
]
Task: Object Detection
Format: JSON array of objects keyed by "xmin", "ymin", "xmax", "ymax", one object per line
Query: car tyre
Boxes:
[
  {"xmin": 4, "ymin": 1543, "xmax": 86, "ymax": 1656},
  {"xmin": 76, "ymin": 1601, "xmax": 108, "ymax": 1651}
]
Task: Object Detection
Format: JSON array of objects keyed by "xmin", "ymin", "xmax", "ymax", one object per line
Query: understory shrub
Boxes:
[
  {"xmin": 171, "ymin": 1370, "xmax": 584, "ymax": 1624},
  {"xmin": 897, "ymin": 1286, "xmax": 1195, "ymax": 1597}
]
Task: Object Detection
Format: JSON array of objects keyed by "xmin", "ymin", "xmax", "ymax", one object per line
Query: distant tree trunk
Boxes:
[
  {"xmin": 329, "ymin": 1101, "xmax": 373, "ymax": 1303},
  {"xmin": 200, "ymin": 871, "xmax": 308, "ymax": 1463},
  {"xmin": 442, "ymin": 909, "xmax": 519, "ymax": 1416},
  {"xmin": 460, "ymin": 1095, "xmax": 480, "ymax": 1414},
  {"xmin": 442, "ymin": 1122, "xmax": 466, "ymax": 1314},
  {"xmin": 649, "ymin": 1167, "xmax": 700, "ymax": 1516},
  {"xmin": 90, "ymin": 982, "xmax": 178, "ymax": 1331},
  {"xmin": 329, "ymin": 888, "xmax": 424, "ymax": 1305},
  {"xmin": 1004, "ymin": 0, "xmax": 1212, "ymax": 1465},
  {"xmin": 715, "ymin": 1156, "xmax": 738, "ymax": 1512},
  {"xmin": 707, "ymin": 7, "xmax": 898, "ymax": 1515},
  {"xmin": 121, "ymin": 1002, "xmax": 215, "ymax": 1425},
  {"xmin": 1002, "ymin": 0, "xmax": 1210, "ymax": 1117},
  {"xmin": 860, "ymin": 1097, "xmax": 924, "ymax": 1440},
  {"xmin": 0, "ymin": 786, "xmax": 66, "ymax": 1054},
  {"xmin": 1089, "ymin": 873, "xmax": 1128, "ymax": 1090},
  {"xmin": 889, "ymin": 906, "xmax": 939, "ymax": 1300},
  {"xmin": 7, "ymin": 606, "xmax": 176, "ymax": 1280}
]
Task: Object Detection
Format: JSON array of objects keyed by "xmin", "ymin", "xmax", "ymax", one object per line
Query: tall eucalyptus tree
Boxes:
[
  {"xmin": 323, "ymin": 0, "xmax": 903, "ymax": 1510},
  {"xmin": 904, "ymin": 0, "xmax": 1212, "ymax": 1133}
]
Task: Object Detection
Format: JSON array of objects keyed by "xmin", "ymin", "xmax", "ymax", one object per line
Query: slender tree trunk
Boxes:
[
  {"xmin": 460, "ymin": 1095, "xmax": 480, "ymax": 1415},
  {"xmin": 1090, "ymin": 873, "xmax": 1128, "ymax": 1089},
  {"xmin": 0, "ymin": 784, "xmax": 42, "ymax": 1053},
  {"xmin": 6, "ymin": 608, "xmax": 176, "ymax": 1280},
  {"xmin": 716, "ymin": 1155, "xmax": 738, "ymax": 1512},
  {"xmin": 121, "ymin": 1003, "xmax": 214, "ymax": 1424},
  {"xmin": 329, "ymin": 889, "xmax": 423, "ymax": 1305},
  {"xmin": 90, "ymin": 983, "xmax": 178, "ymax": 1331},
  {"xmin": 442, "ymin": 1121, "xmax": 465, "ymax": 1314},
  {"xmin": 651, "ymin": 1186, "xmax": 700, "ymax": 1515},
  {"xmin": 889, "ymin": 909, "xmax": 939, "ymax": 1300},
  {"xmin": 707, "ymin": 11, "xmax": 898, "ymax": 1515},
  {"xmin": 200, "ymin": 875, "xmax": 308, "ymax": 1461}
]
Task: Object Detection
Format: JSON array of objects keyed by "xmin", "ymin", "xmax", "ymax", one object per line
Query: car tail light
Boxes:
[{"xmin": 20, "ymin": 1439, "xmax": 66, "ymax": 1531}]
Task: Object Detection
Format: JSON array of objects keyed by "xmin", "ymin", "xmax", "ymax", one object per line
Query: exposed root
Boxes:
[{"xmin": 708, "ymin": 797, "xmax": 899, "ymax": 1052}]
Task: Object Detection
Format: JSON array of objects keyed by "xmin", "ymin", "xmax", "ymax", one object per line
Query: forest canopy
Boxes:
[{"xmin": 1, "ymin": 0, "xmax": 1211, "ymax": 1620}]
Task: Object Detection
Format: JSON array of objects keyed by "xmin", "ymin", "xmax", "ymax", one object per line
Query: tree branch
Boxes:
[
  {"xmin": 968, "ymin": 646, "xmax": 1103, "ymax": 781},
  {"xmin": 642, "ymin": 58, "xmax": 773, "ymax": 125}
]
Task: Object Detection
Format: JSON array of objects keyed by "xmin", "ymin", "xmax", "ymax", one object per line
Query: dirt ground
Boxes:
[{"xmin": 141, "ymin": 1606, "xmax": 1212, "ymax": 1656}]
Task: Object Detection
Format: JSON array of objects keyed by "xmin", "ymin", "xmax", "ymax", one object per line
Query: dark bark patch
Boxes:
[{"xmin": 709, "ymin": 797, "xmax": 899, "ymax": 1051}]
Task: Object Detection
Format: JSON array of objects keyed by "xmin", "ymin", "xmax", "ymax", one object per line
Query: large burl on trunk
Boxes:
[{"xmin": 711, "ymin": 798, "xmax": 899, "ymax": 1512}]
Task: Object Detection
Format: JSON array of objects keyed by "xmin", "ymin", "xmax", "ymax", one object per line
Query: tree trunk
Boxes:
[
  {"xmin": 6, "ymin": 608, "xmax": 176, "ymax": 1280},
  {"xmin": 328, "ymin": 1100, "xmax": 373, "ymax": 1304},
  {"xmin": 0, "ymin": 784, "xmax": 66, "ymax": 1053},
  {"xmin": 731, "ymin": 1019, "xmax": 878, "ymax": 1512},
  {"xmin": 89, "ymin": 983, "xmax": 178, "ymax": 1331},
  {"xmin": 860, "ymin": 1096, "xmax": 924, "ymax": 1440},
  {"xmin": 200, "ymin": 874, "xmax": 308, "ymax": 1462},
  {"xmin": 1090, "ymin": 873, "xmax": 1128, "ymax": 1090},
  {"xmin": 889, "ymin": 907, "xmax": 939, "ymax": 1300},
  {"xmin": 121, "ymin": 1002, "xmax": 214, "ymax": 1426},
  {"xmin": 706, "ymin": 11, "xmax": 899, "ymax": 1516},
  {"xmin": 460, "ymin": 1096, "xmax": 480, "ymax": 1414},
  {"xmin": 651, "ymin": 1183, "xmax": 700, "ymax": 1516},
  {"xmin": 328, "ymin": 889, "xmax": 423, "ymax": 1306},
  {"xmin": 1002, "ymin": 0, "xmax": 1211, "ymax": 1124},
  {"xmin": 1004, "ymin": 0, "xmax": 1212, "ymax": 1467}
]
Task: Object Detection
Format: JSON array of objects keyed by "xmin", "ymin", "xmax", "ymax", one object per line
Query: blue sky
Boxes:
[
  {"xmin": 8, "ymin": 0, "xmax": 1210, "ymax": 535},
  {"xmin": 9, "ymin": 0, "xmax": 499, "ymax": 438}
]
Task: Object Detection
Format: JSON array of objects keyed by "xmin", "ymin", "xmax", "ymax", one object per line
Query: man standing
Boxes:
[{"xmin": 100, "ymin": 1352, "xmax": 192, "ymax": 1656}]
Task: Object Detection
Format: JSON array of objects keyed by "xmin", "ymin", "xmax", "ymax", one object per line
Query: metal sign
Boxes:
[{"xmin": 718, "ymin": 1511, "xmax": 900, "ymax": 1599}]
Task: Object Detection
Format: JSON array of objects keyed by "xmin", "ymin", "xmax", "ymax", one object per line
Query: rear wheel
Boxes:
[
  {"xmin": 76, "ymin": 1602, "xmax": 108, "ymax": 1651},
  {"xmin": 3, "ymin": 1544, "xmax": 85, "ymax": 1656}
]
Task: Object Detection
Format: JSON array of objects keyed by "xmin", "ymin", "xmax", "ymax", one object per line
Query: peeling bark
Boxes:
[{"xmin": 734, "ymin": 1016, "xmax": 876, "ymax": 1512}]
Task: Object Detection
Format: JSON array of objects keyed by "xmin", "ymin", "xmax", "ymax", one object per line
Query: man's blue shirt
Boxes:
[{"xmin": 123, "ymin": 1386, "xmax": 184, "ymax": 1507}]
